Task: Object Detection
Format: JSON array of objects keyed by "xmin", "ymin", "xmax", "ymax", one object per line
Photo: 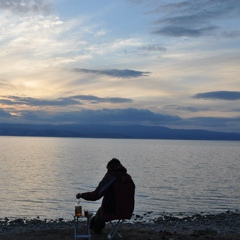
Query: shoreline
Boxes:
[{"xmin": 1, "ymin": 210, "xmax": 239, "ymax": 240}]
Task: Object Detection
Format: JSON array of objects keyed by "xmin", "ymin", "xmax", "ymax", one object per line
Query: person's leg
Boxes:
[{"xmin": 90, "ymin": 208, "xmax": 105, "ymax": 234}]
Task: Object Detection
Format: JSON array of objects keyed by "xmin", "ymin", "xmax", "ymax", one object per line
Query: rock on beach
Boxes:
[{"xmin": 0, "ymin": 210, "xmax": 239, "ymax": 240}]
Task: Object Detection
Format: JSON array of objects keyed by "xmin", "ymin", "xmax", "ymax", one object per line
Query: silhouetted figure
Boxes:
[{"xmin": 76, "ymin": 158, "xmax": 135, "ymax": 234}]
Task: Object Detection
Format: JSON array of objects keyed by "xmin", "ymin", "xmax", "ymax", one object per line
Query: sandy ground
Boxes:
[{"xmin": 0, "ymin": 211, "xmax": 239, "ymax": 240}]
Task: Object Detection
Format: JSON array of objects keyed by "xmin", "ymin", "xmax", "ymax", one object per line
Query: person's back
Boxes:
[
  {"xmin": 100, "ymin": 161, "xmax": 135, "ymax": 221},
  {"xmin": 76, "ymin": 158, "xmax": 135, "ymax": 233}
]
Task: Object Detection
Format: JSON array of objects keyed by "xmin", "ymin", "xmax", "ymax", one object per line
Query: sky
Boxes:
[{"xmin": 0, "ymin": 0, "xmax": 240, "ymax": 133}]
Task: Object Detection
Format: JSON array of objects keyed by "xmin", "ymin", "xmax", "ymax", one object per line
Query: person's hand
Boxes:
[{"xmin": 76, "ymin": 193, "xmax": 82, "ymax": 199}]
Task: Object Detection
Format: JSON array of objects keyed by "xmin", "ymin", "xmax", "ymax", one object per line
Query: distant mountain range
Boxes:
[{"xmin": 0, "ymin": 123, "xmax": 240, "ymax": 140}]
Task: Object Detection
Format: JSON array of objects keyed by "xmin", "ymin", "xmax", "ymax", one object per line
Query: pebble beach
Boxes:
[{"xmin": 1, "ymin": 210, "xmax": 239, "ymax": 240}]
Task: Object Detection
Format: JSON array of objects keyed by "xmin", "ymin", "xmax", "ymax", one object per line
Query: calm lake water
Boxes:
[{"xmin": 0, "ymin": 136, "xmax": 239, "ymax": 220}]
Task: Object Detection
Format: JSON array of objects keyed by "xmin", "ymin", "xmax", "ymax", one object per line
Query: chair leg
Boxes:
[{"xmin": 107, "ymin": 219, "xmax": 124, "ymax": 240}]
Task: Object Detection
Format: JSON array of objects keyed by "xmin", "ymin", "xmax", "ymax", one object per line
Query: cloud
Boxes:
[
  {"xmin": 0, "ymin": 96, "xmax": 80, "ymax": 107},
  {"xmin": 72, "ymin": 95, "xmax": 132, "ymax": 104},
  {"xmin": 2, "ymin": 107, "xmax": 240, "ymax": 133},
  {"xmin": 0, "ymin": 95, "xmax": 133, "ymax": 107},
  {"xmin": 128, "ymin": 0, "xmax": 240, "ymax": 38},
  {"xmin": 0, "ymin": 0, "xmax": 51, "ymax": 14},
  {"xmin": 72, "ymin": 68, "xmax": 150, "ymax": 78},
  {"xmin": 193, "ymin": 91, "xmax": 240, "ymax": 100},
  {"xmin": 164, "ymin": 105, "xmax": 209, "ymax": 113},
  {"xmin": 126, "ymin": 0, "xmax": 147, "ymax": 3},
  {"xmin": 138, "ymin": 44, "xmax": 167, "ymax": 52},
  {"xmin": 152, "ymin": 26, "xmax": 218, "ymax": 37},
  {"xmin": 0, "ymin": 108, "xmax": 12, "ymax": 117},
  {"xmin": 63, "ymin": 108, "xmax": 180, "ymax": 125},
  {"xmin": 1, "ymin": 105, "xmax": 239, "ymax": 132},
  {"xmin": 182, "ymin": 116, "xmax": 240, "ymax": 131},
  {"xmin": 8, "ymin": 108, "xmax": 180, "ymax": 125},
  {"xmin": 98, "ymin": 108, "xmax": 180, "ymax": 123}
]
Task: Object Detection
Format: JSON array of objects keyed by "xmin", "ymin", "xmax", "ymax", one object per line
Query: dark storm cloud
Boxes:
[
  {"xmin": 193, "ymin": 91, "xmax": 240, "ymax": 100},
  {"xmin": 0, "ymin": 95, "xmax": 132, "ymax": 107},
  {"xmin": 73, "ymin": 68, "xmax": 150, "ymax": 78},
  {"xmin": 0, "ymin": 0, "xmax": 51, "ymax": 14},
  {"xmin": 127, "ymin": 0, "xmax": 240, "ymax": 38}
]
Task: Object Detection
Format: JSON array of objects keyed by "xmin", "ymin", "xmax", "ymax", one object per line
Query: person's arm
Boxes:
[{"xmin": 76, "ymin": 173, "xmax": 116, "ymax": 201}]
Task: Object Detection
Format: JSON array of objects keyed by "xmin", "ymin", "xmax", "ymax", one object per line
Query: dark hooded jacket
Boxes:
[{"xmin": 81, "ymin": 163, "xmax": 135, "ymax": 221}]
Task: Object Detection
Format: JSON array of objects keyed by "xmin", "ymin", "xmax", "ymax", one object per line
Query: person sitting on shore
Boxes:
[{"xmin": 76, "ymin": 158, "xmax": 135, "ymax": 234}]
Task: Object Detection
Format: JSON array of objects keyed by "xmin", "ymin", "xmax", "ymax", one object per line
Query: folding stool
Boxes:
[
  {"xmin": 107, "ymin": 219, "xmax": 125, "ymax": 240},
  {"xmin": 74, "ymin": 216, "xmax": 92, "ymax": 240}
]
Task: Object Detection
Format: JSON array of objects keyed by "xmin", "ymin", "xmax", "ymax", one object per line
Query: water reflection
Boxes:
[{"xmin": 0, "ymin": 137, "xmax": 240, "ymax": 220}]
